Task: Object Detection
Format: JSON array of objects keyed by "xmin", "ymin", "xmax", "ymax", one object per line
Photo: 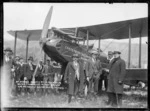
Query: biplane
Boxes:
[{"xmin": 7, "ymin": 6, "xmax": 148, "ymax": 87}]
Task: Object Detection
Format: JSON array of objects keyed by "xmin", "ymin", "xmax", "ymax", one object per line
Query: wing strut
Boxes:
[
  {"xmin": 128, "ymin": 23, "xmax": 131, "ymax": 68},
  {"xmin": 14, "ymin": 31, "xmax": 17, "ymax": 57}
]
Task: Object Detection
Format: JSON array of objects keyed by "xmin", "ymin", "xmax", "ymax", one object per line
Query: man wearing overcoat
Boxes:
[
  {"xmin": 2, "ymin": 47, "xmax": 15, "ymax": 103},
  {"xmin": 107, "ymin": 51, "xmax": 126, "ymax": 107},
  {"xmin": 64, "ymin": 54, "xmax": 85, "ymax": 103}
]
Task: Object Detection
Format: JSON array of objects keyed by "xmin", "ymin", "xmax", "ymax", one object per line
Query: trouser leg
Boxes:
[
  {"xmin": 88, "ymin": 79, "xmax": 93, "ymax": 93},
  {"xmin": 118, "ymin": 94, "xmax": 122, "ymax": 106},
  {"xmin": 94, "ymin": 77, "xmax": 99, "ymax": 93},
  {"xmin": 68, "ymin": 94, "xmax": 72, "ymax": 103},
  {"xmin": 74, "ymin": 79, "xmax": 80, "ymax": 97},
  {"xmin": 98, "ymin": 78, "xmax": 103, "ymax": 93},
  {"xmin": 104, "ymin": 78, "xmax": 108, "ymax": 91},
  {"xmin": 111, "ymin": 93, "xmax": 117, "ymax": 107}
]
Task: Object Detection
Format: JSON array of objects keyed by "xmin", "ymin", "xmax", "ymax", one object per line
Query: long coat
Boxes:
[
  {"xmin": 2, "ymin": 55, "xmax": 14, "ymax": 100},
  {"xmin": 64, "ymin": 61, "xmax": 85, "ymax": 95},
  {"xmin": 107, "ymin": 57, "xmax": 126, "ymax": 94}
]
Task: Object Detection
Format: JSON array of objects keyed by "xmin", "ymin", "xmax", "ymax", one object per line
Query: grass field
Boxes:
[{"xmin": 3, "ymin": 88, "xmax": 147, "ymax": 108}]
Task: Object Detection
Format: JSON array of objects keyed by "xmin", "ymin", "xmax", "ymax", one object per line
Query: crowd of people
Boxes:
[
  {"xmin": 2, "ymin": 47, "xmax": 60, "ymax": 100},
  {"xmin": 2, "ymin": 47, "xmax": 126, "ymax": 108},
  {"xmin": 64, "ymin": 50, "xmax": 126, "ymax": 107}
]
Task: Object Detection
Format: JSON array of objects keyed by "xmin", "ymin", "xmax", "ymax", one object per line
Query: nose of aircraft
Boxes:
[{"xmin": 39, "ymin": 37, "xmax": 49, "ymax": 46}]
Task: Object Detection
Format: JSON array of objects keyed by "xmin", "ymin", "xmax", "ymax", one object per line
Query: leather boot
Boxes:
[
  {"xmin": 111, "ymin": 93, "xmax": 117, "ymax": 107},
  {"xmin": 118, "ymin": 94, "xmax": 122, "ymax": 107},
  {"xmin": 105, "ymin": 92, "xmax": 111, "ymax": 105}
]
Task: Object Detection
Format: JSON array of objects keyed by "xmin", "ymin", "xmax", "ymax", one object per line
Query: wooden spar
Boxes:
[
  {"xmin": 128, "ymin": 23, "xmax": 131, "ymax": 68},
  {"xmin": 86, "ymin": 30, "xmax": 89, "ymax": 50},
  {"xmin": 138, "ymin": 20, "xmax": 143, "ymax": 68},
  {"xmin": 14, "ymin": 31, "xmax": 17, "ymax": 57},
  {"xmin": 44, "ymin": 53, "xmax": 46, "ymax": 64},
  {"xmin": 98, "ymin": 38, "xmax": 101, "ymax": 53},
  {"xmin": 75, "ymin": 27, "xmax": 78, "ymax": 37},
  {"xmin": 26, "ymin": 37, "xmax": 29, "ymax": 62},
  {"xmin": 139, "ymin": 30, "xmax": 142, "ymax": 68}
]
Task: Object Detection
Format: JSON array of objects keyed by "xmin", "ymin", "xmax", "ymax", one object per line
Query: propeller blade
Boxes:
[
  {"xmin": 41, "ymin": 6, "xmax": 53, "ymax": 39},
  {"xmin": 32, "ymin": 6, "xmax": 53, "ymax": 83}
]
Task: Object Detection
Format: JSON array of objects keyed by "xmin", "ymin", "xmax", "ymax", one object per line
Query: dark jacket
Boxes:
[
  {"xmin": 35, "ymin": 65, "xmax": 44, "ymax": 77},
  {"xmin": 85, "ymin": 58, "xmax": 102, "ymax": 79},
  {"xmin": 107, "ymin": 57, "xmax": 126, "ymax": 94},
  {"xmin": 64, "ymin": 60, "xmax": 85, "ymax": 95},
  {"xmin": 24, "ymin": 63, "xmax": 36, "ymax": 80},
  {"xmin": 19, "ymin": 64, "xmax": 26, "ymax": 80}
]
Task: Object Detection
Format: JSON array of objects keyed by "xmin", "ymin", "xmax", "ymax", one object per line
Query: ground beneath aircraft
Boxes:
[{"xmin": 3, "ymin": 89, "xmax": 147, "ymax": 108}]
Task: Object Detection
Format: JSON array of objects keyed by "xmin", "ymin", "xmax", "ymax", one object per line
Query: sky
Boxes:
[{"xmin": 4, "ymin": 3, "xmax": 148, "ymax": 43}]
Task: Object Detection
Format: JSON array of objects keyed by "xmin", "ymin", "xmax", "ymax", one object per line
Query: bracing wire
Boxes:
[{"xmin": 103, "ymin": 39, "xmax": 114, "ymax": 51}]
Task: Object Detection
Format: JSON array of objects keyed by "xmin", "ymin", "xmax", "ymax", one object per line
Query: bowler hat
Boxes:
[
  {"xmin": 72, "ymin": 53, "xmax": 79, "ymax": 58},
  {"xmin": 15, "ymin": 56, "xmax": 20, "ymax": 60},
  {"xmin": 108, "ymin": 51, "xmax": 113, "ymax": 55},
  {"xmin": 113, "ymin": 51, "xmax": 121, "ymax": 54},
  {"xmin": 28, "ymin": 56, "xmax": 34, "ymax": 61},
  {"xmin": 4, "ymin": 47, "xmax": 13, "ymax": 52}
]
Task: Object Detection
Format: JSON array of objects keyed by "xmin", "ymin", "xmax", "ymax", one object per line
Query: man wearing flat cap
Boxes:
[
  {"xmin": 64, "ymin": 53, "xmax": 85, "ymax": 103},
  {"xmin": 107, "ymin": 51, "xmax": 126, "ymax": 107},
  {"xmin": 85, "ymin": 50, "xmax": 102, "ymax": 96}
]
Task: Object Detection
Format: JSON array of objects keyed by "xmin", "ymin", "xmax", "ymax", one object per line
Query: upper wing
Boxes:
[
  {"xmin": 7, "ymin": 29, "xmax": 44, "ymax": 41},
  {"xmin": 61, "ymin": 17, "xmax": 148, "ymax": 40},
  {"xmin": 8, "ymin": 17, "xmax": 147, "ymax": 41}
]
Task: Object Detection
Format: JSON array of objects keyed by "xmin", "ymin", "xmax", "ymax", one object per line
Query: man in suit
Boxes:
[
  {"xmin": 85, "ymin": 51, "xmax": 102, "ymax": 96},
  {"xmin": 13, "ymin": 56, "xmax": 22, "ymax": 96},
  {"xmin": 35, "ymin": 60, "xmax": 44, "ymax": 82},
  {"xmin": 42, "ymin": 59, "xmax": 54, "ymax": 94},
  {"xmin": 2, "ymin": 47, "xmax": 15, "ymax": 103},
  {"xmin": 99, "ymin": 51, "xmax": 114, "ymax": 93},
  {"xmin": 34, "ymin": 60, "xmax": 44, "ymax": 94},
  {"xmin": 107, "ymin": 51, "xmax": 126, "ymax": 107},
  {"xmin": 64, "ymin": 54, "xmax": 85, "ymax": 103},
  {"xmin": 19, "ymin": 57, "xmax": 26, "ymax": 81},
  {"xmin": 24, "ymin": 56, "xmax": 36, "ymax": 94},
  {"xmin": 24, "ymin": 56, "xmax": 36, "ymax": 83}
]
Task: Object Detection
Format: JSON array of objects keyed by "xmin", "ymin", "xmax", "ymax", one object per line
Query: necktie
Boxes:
[
  {"xmin": 74, "ymin": 62, "xmax": 79, "ymax": 80},
  {"xmin": 30, "ymin": 63, "xmax": 33, "ymax": 70},
  {"xmin": 5, "ymin": 56, "xmax": 9, "ymax": 62}
]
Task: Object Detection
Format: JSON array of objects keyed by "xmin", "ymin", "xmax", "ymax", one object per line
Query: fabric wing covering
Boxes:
[{"xmin": 8, "ymin": 17, "xmax": 147, "ymax": 41}]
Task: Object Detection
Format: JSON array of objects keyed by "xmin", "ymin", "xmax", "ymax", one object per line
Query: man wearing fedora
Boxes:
[
  {"xmin": 107, "ymin": 51, "xmax": 126, "ymax": 107},
  {"xmin": 2, "ymin": 47, "xmax": 15, "ymax": 103},
  {"xmin": 64, "ymin": 53, "xmax": 85, "ymax": 103},
  {"xmin": 85, "ymin": 50, "xmax": 102, "ymax": 96},
  {"xmin": 24, "ymin": 56, "xmax": 36, "ymax": 94}
]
